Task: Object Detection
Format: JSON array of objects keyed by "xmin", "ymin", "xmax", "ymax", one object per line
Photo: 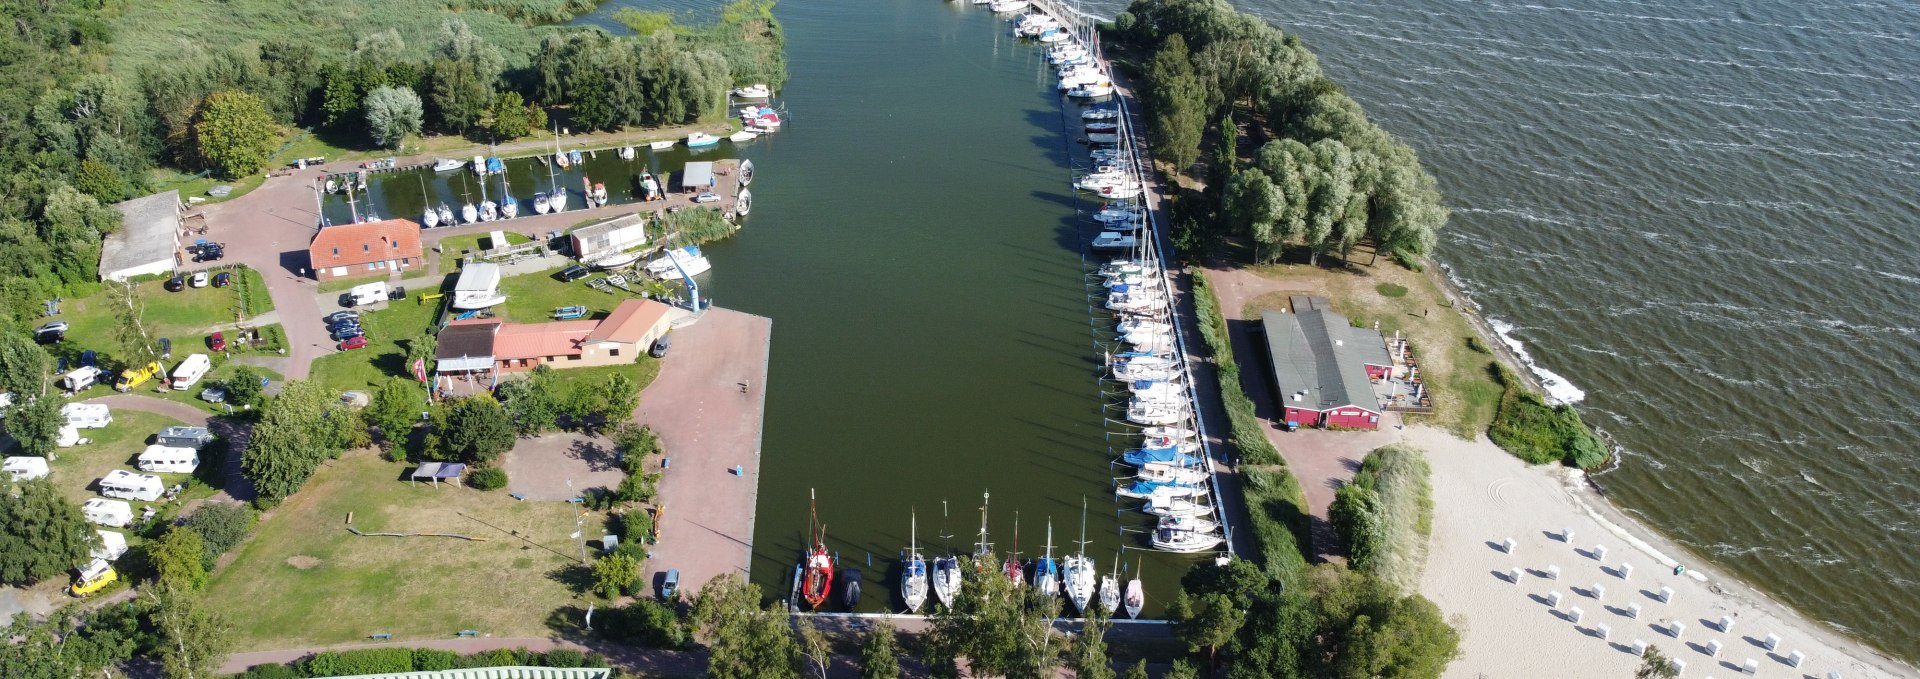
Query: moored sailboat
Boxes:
[
  {"xmin": 800, "ymin": 489, "xmax": 834, "ymax": 609},
  {"xmin": 1124, "ymin": 558, "xmax": 1144, "ymax": 619},
  {"xmin": 1033, "ymin": 519, "xmax": 1060, "ymax": 599},
  {"xmin": 1063, "ymin": 499, "xmax": 1096, "ymax": 613},
  {"xmin": 901, "ymin": 511, "xmax": 929, "ymax": 613}
]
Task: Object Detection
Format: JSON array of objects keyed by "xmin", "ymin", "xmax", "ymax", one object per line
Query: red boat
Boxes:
[
  {"xmin": 1003, "ymin": 511, "xmax": 1024, "ymax": 586},
  {"xmin": 800, "ymin": 490, "xmax": 833, "ymax": 609}
]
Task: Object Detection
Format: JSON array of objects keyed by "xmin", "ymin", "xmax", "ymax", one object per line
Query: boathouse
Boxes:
[
  {"xmin": 1259, "ymin": 298, "xmax": 1392, "ymax": 430},
  {"xmin": 570, "ymin": 213, "xmax": 651, "ymax": 262},
  {"xmin": 307, "ymin": 218, "xmax": 423, "ymax": 281},
  {"xmin": 679, "ymin": 162, "xmax": 715, "ymax": 193},
  {"xmin": 99, "ymin": 190, "xmax": 182, "ymax": 282}
]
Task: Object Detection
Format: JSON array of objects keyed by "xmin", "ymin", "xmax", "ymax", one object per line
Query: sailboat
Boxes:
[
  {"xmin": 437, "ymin": 205, "xmax": 455, "ymax": 226},
  {"xmin": 1034, "ymin": 519, "xmax": 1060, "ymax": 599},
  {"xmin": 1124, "ymin": 557, "xmax": 1144, "ymax": 619},
  {"xmin": 1099, "ymin": 555, "xmax": 1120, "ymax": 616},
  {"xmin": 460, "ymin": 202, "xmax": 477, "ymax": 224},
  {"xmin": 932, "ymin": 500, "xmax": 961, "ymax": 609},
  {"xmin": 800, "ymin": 489, "xmax": 833, "ymax": 609},
  {"xmin": 421, "ymin": 206, "xmax": 439, "ymax": 228},
  {"xmin": 1063, "ymin": 499, "xmax": 1096, "ymax": 613},
  {"xmin": 494, "ymin": 156, "xmax": 516, "ymax": 219},
  {"xmin": 972, "ymin": 491, "xmax": 994, "ymax": 570},
  {"xmin": 1003, "ymin": 512, "xmax": 1024, "ymax": 586},
  {"xmin": 901, "ymin": 511, "xmax": 928, "ymax": 613},
  {"xmin": 619, "ymin": 146, "xmax": 636, "ymax": 160},
  {"xmin": 547, "ymin": 126, "xmax": 568, "ymax": 213}
]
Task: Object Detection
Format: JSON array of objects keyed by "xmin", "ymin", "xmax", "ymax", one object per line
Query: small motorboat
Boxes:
[
  {"xmin": 555, "ymin": 150, "xmax": 570, "ymax": 168},
  {"xmin": 591, "ymin": 250, "xmax": 643, "ymax": 270},
  {"xmin": 1092, "ymin": 232, "xmax": 1137, "ymax": 250},
  {"xmin": 1101, "ymin": 184, "xmax": 1144, "ymax": 200},
  {"xmin": 1159, "ymin": 514, "xmax": 1221, "ymax": 534},
  {"xmin": 1126, "ymin": 402, "xmax": 1191, "ymax": 427},
  {"xmin": 1123, "ymin": 445, "xmax": 1200, "ymax": 468},
  {"xmin": 460, "ymin": 203, "xmax": 478, "ymax": 224},
  {"xmin": 739, "ymin": 159, "xmax": 755, "ymax": 186},
  {"xmin": 729, "ymin": 130, "xmax": 758, "ymax": 143},
  {"xmin": 532, "ymin": 192, "xmax": 551, "ymax": 215},
  {"xmin": 1151, "ymin": 526, "xmax": 1224, "ymax": 553},
  {"xmin": 1094, "ymin": 206, "xmax": 1143, "ymax": 223},
  {"xmin": 1138, "ymin": 462, "xmax": 1209, "ymax": 485},
  {"xmin": 487, "ymin": 157, "xmax": 505, "ymax": 174},
  {"xmin": 569, "ymin": 149, "xmax": 583, "ymax": 165},
  {"xmin": 732, "ymin": 83, "xmax": 772, "ymax": 99},
  {"xmin": 841, "ymin": 568, "xmax": 862, "ymax": 609},
  {"xmin": 1069, "ymin": 82, "xmax": 1117, "ymax": 98},
  {"xmin": 479, "ymin": 201, "xmax": 498, "ymax": 222},
  {"xmin": 995, "ymin": 0, "xmax": 1033, "ymax": 15},
  {"xmin": 1143, "ymin": 426, "xmax": 1197, "ymax": 440},
  {"xmin": 421, "ymin": 207, "xmax": 439, "ymax": 228},
  {"xmin": 1038, "ymin": 28, "xmax": 1071, "ymax": 43},
  {"xmin": 1083, "ymin": 107, "xmax": 1121, "ymax": 121},
  {"xmin": 437, "ymin": 205, "xmax": 455, "ymax": 226},
  {"xmin": 650, "ymin": 140, "xmax": 676, "ymax": 150},
  {"xmin": 471, "ymin": 155, "xmax": 487, "ymax": 175},
  {"xmin": 687, "ymin": 132, "xmax": 721, "ymax": 148},
  {"xmin": 1086, "ymin": 132, "xmax": 1123, "ymax": 145},
  {"xmin": 619, "ymin": 146, "xmax": 636, "ymax": 160},
  {"xmin": 646, "ymin": 246, "xmax": 713, "ymax": 278},
  {"xmin": 432, "ymin": 158, "xmax": 464, "ymax": 172},
  {"xmin": 591, "ymin": 183, "xmax": 609, "ymax": 207},
  {"xmin": 734, "ymin": 188, "xmax": 752, "ymax": 216},
  {"xmin": 553, "ymin": 306, "xmax": 588, "ymax": 320},
  {"xmin": 1085, "ymin": 122, "xmax": 1121, "ymax": 134}
]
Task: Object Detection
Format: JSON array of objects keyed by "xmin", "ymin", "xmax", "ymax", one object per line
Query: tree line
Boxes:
[
  {"xmin": 1113, "ymin": 0, "xmax": 1448, "ymax": 266},
  {"xmin": 0, "ymin": 0, "xmax": 785, "ymax": 333}
]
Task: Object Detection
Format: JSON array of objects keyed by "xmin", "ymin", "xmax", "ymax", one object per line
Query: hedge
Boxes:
[
  {"xmin": 1192, "ymin": 271, "xmax": 1282, "ymax": 465},
  {"xmin": 278, "ymin": 647, "xmax": 608, "ymax": 677},
  {"xmin": 1240, "ymin": 467, "xmax": 1312, "ymax": 584}
]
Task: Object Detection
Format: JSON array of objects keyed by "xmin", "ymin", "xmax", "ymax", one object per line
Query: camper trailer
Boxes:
[
  {"xmin": 81, "ymin": 498, "xmax": 133, "ymax": 528},
  {"xmin": 156, "ymin": 426, "xmax": 215, "ymax": 449},
  {"xmin": 348, "ymin": 281, "xmax": 389, "ymax": 307},
  {"xmin": 2, "ymin": 456, "xmax": 50, "ymax": 482},
  {"xmin": 91, "ymin": 530, "xmax": 128, "ymax": 561},
  {"xmin": 115, "ymin": 361, "xmax": 164, "ymax": 392},
  {"xmin": 170, "ymin": 353, "xmax": 211, "ymax": 390},
  {"xmin": 136, "ymin": 445, "xmax": 200, "ymax": 474},
  {"xmin": 98, "ymin": 470, "xmax": 165, "ymax": 502},
  {"xmin": 61, "ymin": 402, "xmax": 112, "ymax": 429},
  {"xmin": 59, "ymin": 366, "xmax": 104, "ymax": 392},
  {"xmin": 70, "ymin": 558, "xmax": 117, "ymax": 596}
]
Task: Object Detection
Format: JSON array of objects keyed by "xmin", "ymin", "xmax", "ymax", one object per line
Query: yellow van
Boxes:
[
  {"xmin": 70, "ymin": 559, "xmax": 117, "ymax": 596},
  {"xmin": 114, "ymin": 361, "xmax": 164, "ymax": 392}
]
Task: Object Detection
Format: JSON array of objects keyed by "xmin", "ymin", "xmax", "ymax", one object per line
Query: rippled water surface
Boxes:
[{"xmin": 1092, "ymin": 0, "xmax": 1920, "ymax": 658}]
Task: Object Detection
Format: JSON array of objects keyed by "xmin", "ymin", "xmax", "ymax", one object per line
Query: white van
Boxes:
[
  {"xmin": 81, "ymin": 498, "xmax": 133, "ymax": 528},
  {"xmin": 349, "ymin": 281, "xmax": 389, "ymax": 307},
  {"xmin": 91, "ymin": 530, "xmax": 128, "ymax": 561},
  {"xmin": 2, "ymin": 456, "xmax": 49, "ymax": 482},
  {"xmin": 61, "ymin": 402, "xmax": 112, "ymax": 429},
  {"xmin": 98, "ymin": 469, "xmax": 165, "ymax": 502},
  {"xmin": 170, "ymin": 353, "xmax": 211, "ymax": 390},
  {"xmin": 59, "ymin": 366, "xmax": 104, "ymax": 392},
  {"xmin": 136, "ymin": 445, "xmax": 200, "ymax": 474}
]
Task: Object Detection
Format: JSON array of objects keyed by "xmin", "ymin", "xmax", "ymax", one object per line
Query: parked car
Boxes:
[
  {"xmin": 329, "ymin": 327, "xmax": 364, "ymax": 342},
  {"xmin": 164, "ymin": 274, "xmax": 185, "ymax": 292},
  {"xmin": 191, "ymin": 243, "xmax": 224, "ymax": 262},
  {"xmin": 324, "ymin": 311, "xmax": 360, "ymax": 325},
  {"xmin": 650, "ymin": 335, "xmax": 672, "ymax": 358},
  {"xmin": 694, "ymin": 192, "xmax": 721, "ymax": 203},
  {"xmin": 207, "ymin": 332, "xmax": 226, "ymax": 352},
  {"xmin": 190, "ymin": 272, "xmax": 208, "ymax": 288},
  {"xmin": 337, "ymin": 335, "xmax": 369, "ymax": 351},
  {"xmin": 329, "ymin": 319, "xmax": 361, "ymax": 332},
  {"xmin": 212, "ymin": 272, "xmax": 231, "ymax": 288},
  {"xmin": 558, "ymin": 265, "xmax": 590, "ymax": 282},
  {"xmin": 199, "ymin": 386, "xmax": 227, "ymax": 404},
  {"xmin": 35, "ymin": 322, "xmax": 67, "ymax": 344}
]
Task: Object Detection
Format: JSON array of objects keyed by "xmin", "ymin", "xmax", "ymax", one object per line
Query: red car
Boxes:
[
  {"xmin": 338, "ymin": 335, "xmax": 369, "ymax": 351},
  {"xmin": 208, "ymin": 332, "xmax": 226, "ymax": 351}
]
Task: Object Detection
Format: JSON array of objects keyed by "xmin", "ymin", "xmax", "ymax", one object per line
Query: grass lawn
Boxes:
[
  {"xmin": 151, "ymin": 168, "xmax": 270, "ymax": 207},
  {"xmin": 133, "ymin": 362, "xmax": 286, "ymax": 417},
  {"xmin": 204, "ymin": 452, "xmax": 601, "ymax": 650},
  {"xmin": 41, "ymin": 266, "xmax": 281, "ymax": 370},
  {"xmin": 434, "ymin": 231, "xmax": 534, "ymax": 273},
  {"xmin": 497, "ymin": 264, "xmax": 660, "ymax": 325},
  {"xmin": 1238, "ymin": 255, "xmax": 1504, "ymax": 440},
  {"xmin": 46, "ymin": 410, "xmax": 190, "ymax": 505},
  {"xmin": 539, "ymin": 358, "xmax": 663, "ymax": 397},
  {"xmin": 309, "ymin": 296, "xmax": 441, "ymax": 395}
]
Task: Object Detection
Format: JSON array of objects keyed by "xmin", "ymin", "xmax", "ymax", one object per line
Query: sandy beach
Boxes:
[{"xmin": 1407, "ymin": 424, "xmax": 1916, "ymax": 679}]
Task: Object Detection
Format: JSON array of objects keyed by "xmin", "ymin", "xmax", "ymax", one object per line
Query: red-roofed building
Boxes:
[{"xmin": 308, "ymin": 219, "xmax": 423, "ymax": 281}]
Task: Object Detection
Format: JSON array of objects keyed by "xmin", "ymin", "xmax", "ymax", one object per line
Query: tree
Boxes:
[
  {"xmin": 436, "ymin": 394, "xmax": 515, "ymax": 463},
  {"xmin": 183, "ymin": 502, "xmax": 254, "ymax": 567},
  {"xmin": 429, "ymin": 60, "xmax": 491, "ymax": 134},
  {"xmin": 1165, "ymin": 660, "xmax": 1199, "ymax": 679},
  {"xmin": 365, "ymin": 379, "xmax": 422, "ymax": 444},
  {"xmin": 0, "ymin": 333, "xmax": 51, "ymax": 399},
  {"xmin": 1168, "ymin": 591, "xmax": 1244, "ymax": 668},
  {"xmin": 318, "ymin": 65, "xmax": 361, "ymax": 129},
  {"xmin": 1072, "ymin": 605, "xmax": 1116, "ymax": 679},
  {"xmin": 191, "ymin": 91, "xmax": 276, "ymax": 180},
  {"xmin": 1182, "ymin": 558, "xmax": 1270, "ymax": 610},
  {"xmin": 222, "ymin": 365, "xmax": 265, "ymax": 408},
  {"xmin": 363, "ymin": 86, "xmax": 423, "ymax": 149},
  {"xmin": 1636, "ymin": 646, "xmax": 1679, "ymax": 679},
  {"xmin": 150, "ymin": 527, "xmax": 209, "ymax": 591},
  {"xmin": 591, "ymin": 552, "xmax": 639, "ymax": 599},
  {"xmin": 1147, "ymin": 34, "xmax": 1207, "ymax": 171},
  {"xmin": 499, "ymin": 367, "xmax": 562, "ymax": 435},
  {"xmin": 0, "ymin": 479, "xmax": 93, "ymax": 585},
  {"xmin": 76, "ymin": 159, "xmax": 129, "ymax": 202},
  {"xmin": 243, "ymin": 380, "xmax": 355, "ymax": 504},
  {"xmin": 1335, "ymin": 594, "xmax": 1459, "ymax": 679},
  {"xmin": 858, "ymin": 619, "xmax": 902, "ymax": 679},
  {"xmin": 485, "ymin": 91, "xmax": 533, "ymax": 140},
  {"xmin": 151, "ymin": 587, "xmax": 232, "ymax": 679},
  {"xmin": 695, "ymin": 575, "xmax": 800, "ymax": 679},
  {"xmin": 1223, "ymin": 170, "xmax": 1281, "ymax": 261},
  {"xmin": 795, "ymin": 614, "xmax": 830, "ymax": 679},
  {"xmin": 4, "ymin": 394, "xmax": 64, "ymax": 457},
  {"xmin": 924, "ymin": 554, "xmax": 1059, "ymax": 679}
]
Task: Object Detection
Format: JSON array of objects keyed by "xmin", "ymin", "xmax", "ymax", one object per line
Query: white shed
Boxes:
[
  {"xmin": 136, "ymin": 445, "xmax": 201, "ymax": 474},
  {"xmin": 62, "ymin": 402, "xmax": 113, "ymax": 429},
  {"xmin": 81, "ymin": 498, "xmax": 133, "ymax": 528},
  {"xmin": 99, "ymin": 191, "xmax": 181, "ymax": 282},
  {"xmin": 98, "ymin": 469, "xmax": 165, "ymax": 502},
  {"xmin": 91, "ymin": 529, "xmax": 128, "ymax": 561},
  {"xmin": 2, "ymin": 456, "xmax": 50, "ymax": 482}
]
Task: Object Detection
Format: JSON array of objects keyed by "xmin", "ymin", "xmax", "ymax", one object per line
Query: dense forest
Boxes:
[
  {"xmin": 0, "ymin": 0, "xmax": 783, "ymax": 332},
  {"xmin": 1112, "ymin": 0, "xmax": 1448, "ymax": 267}
]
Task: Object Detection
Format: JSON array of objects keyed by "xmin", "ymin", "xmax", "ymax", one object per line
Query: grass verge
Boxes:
[
  {"xmin": 496, "ymin": 264, "xmax": 653, "ymax": 325},
  {"xmin": 309, "ymin": 299, "xmax": 439, "ymax": 395},
  {"xmin": 1240, "ymin": 466, "xmax": 1312, "ymax": 585},
  {"xmin": 1349, "ymin": 444, "xmax": 1434, "ymax": 593}
]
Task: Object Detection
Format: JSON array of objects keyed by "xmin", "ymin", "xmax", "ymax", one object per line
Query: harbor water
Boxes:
[
  {"xmin": 582, "ymin": 0, "xmax": 1203, "ymax": 614},
  {"xmin": 1101, "ymin": 0, "xmax": 1920, "ymax": 660}
]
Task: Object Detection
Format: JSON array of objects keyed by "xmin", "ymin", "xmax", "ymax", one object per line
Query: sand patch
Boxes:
[{"xmin": 286, "ymin": 555, "xmax": 321, "ymax": 570}]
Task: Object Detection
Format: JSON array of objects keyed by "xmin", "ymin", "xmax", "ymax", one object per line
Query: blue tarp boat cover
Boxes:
[{"xmin": 1124, "ymin": 447, "xmax": 1199, "ymax": 466}]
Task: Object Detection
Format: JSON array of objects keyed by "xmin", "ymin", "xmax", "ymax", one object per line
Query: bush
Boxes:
[
  {"xmin": 468, "ymin": 466, "xmax": 509, "ymax": 490},
  {"xmin": 1330, "ymin": 484, "xmax": 1383, "ymax": 570},
  {"xmin": 1487, "ymin": 364, "xmax": 1609, "ymax": 469},
  {"xmin": 609, "ymin": 598, "xmax": 689, "ymax": 648},
  {"xmin": 183, "ymin": 502, "xmax": 255, "ymax": 567},
  {"xmin": 1240, "ymin": 467, "xmax": 1312, "ymax": 584},
  {"xmin": 413, "ymin": 648, "xmax": 459, "ymax": 671},
  {"xmin": 541, "ymin": 648, "xmax": 586, "ymax": 667},
  {"xmin": 303, "ymin": 648, "xmax": 416, "ymax": 676},
  {"xmin": 233, "ymin": 664, "xmax": 300, "ymax": 679},
  {"xmin": 1465, "ymin": 336, "xmax": 1490, "ymax": 354}
]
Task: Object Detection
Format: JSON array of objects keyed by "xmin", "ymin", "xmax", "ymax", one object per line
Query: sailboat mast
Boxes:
[{"xmin": 1077, "ymin": 497, "xmax": 1089, "ymax": 559}]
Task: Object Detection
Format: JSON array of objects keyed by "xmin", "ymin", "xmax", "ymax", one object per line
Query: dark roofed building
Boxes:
[
  {"xmin": 435, "ymin": 319, "xmax": 500, "ymax": 375},
  {"xmin": 1261, "ymin": 305, "xmax": 1393, "ymax": 430}
]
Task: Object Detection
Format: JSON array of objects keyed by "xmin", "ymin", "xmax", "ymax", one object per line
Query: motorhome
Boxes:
[
  {"xmin": 2, "ymin": 456, "xmax": 49, "ymax": 482},
  {"xmin": 349, "ymin": 281, "xmax": 389, "ymax": 307},
  {"xmin": 91, "ymin": 530, "xmax": 128, "ymax": 561},
  {"xmin": 98, "ymin": 470, "xmax": 165, "ymax": 502},
  {"xmin": 81, "ymin": 498, "xmax": 133, "ymax": 528},
  {"xmin": 115, "ymin": 361, "xmax": 164, "ymax": 391},
  {"xmin": 61, "ymin": 402, "xmax": 112, "ymax": 429},
  {"xmin": 170, "ymin": 353, "xmax": 211, "ymax": 390},
  {"xmin": 156, "ymin": 426, "xmax": 215, "ymax": 449},
  {"xmin": 59, "ymin": 366, "xmax": 103, "ymax": 392},
  {"xmin": 136, "ymin": 445, "xmax": 200, "ymax": 474}
]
